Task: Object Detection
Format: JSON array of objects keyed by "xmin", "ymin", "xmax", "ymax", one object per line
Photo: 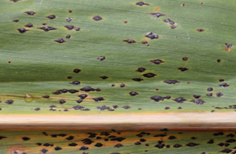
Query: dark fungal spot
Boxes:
[
  {"xmin": 220, "ymin": 149, "xmax": 232, "ymax": 153},
  {"xmin": 18, "ymin": 28, "xmax": 28, "ymax": 33},
  {"xmin": 42, "ymin": 132, "xmax": 48, "ymax": 136},
  {"xmin": 24, "ymin": 11, "xmax": 36, "ymax": 15},
  {"xmin": 193, "ymin": 95, "xmax": 201, "ymax": 98},
  {"xmin": 58, "ymin": 134, "xmax": 67, "ymax": 137},
  {"xmin": 165, "ymin": 107, "xmax": 170, "ymax": 110},
  {"xmin": 174, "ymin": 97, "xmax": 187, "ymax": 103},
  {"xmin": 67, "ymin": 76, "xmax": 72, "ymax": 79},
  {"xmin": 73, "ymin": 68, "xmax": 81, "ymax": 73},
  {"xmin": 191, "ymin": 99, "xmax": 205, "ymax": 105},
  {"xmin": 80, "ymin": 86, "xmax": 95, "ymax": 92},
  {"xmin": 80, "ymin": 146, "xmax": 89, "ymax": 150},
  {"xmin": 97, "ymin": 56, "xmax": 105, "ymax": 61},
  {"xmin": 181, "ymin": 3, "xmax": 185, "ymax": 6},
  {"xmin": 122, "ymin": 105, "xmax": 131, "ymax": 109},
  {"xmin": 43, "ymin": 143, "xmax": 51, "ymax": 146},
  {"xmin": 51, "ymin": 134, "xmax": 57, "ymax": 138},
  {"xmin": 197, "ymin": 29, "xmax": 204, "ymax": 32},
  {"xmin": 8, "ymin": 61, "xmax": 11, "ymax": 63},
  {"xmin": 42, "ymin": 95, "xmax": 50, "ymax": 98},
  {"xmin": 129, "ymin": 91, "xmax": 139, "ymax": 96},
  {"xmin": 219, "ymin": 83, "xmax": 229, "ymax": 87},
  {"xmin": 132, "ymin": 78, "xmax": 144, "ymax": 82},
  {"xmin": 55, "ymin": 146, "xmax": 62, "ymax": 150},
  {"xmin": 164, "ymin": 80, "xmax": 180, "ymax": 84},
  {"xmin": 46, "ymin": 15, "xmax": 56, "ymax": 19},
  {"xmin": 135, "ymin": 142, "xmax": 141, "ymax": 145},
  {"xmin": 182, "ymin": 57, "xmax": 188, "ymax": 61},
  {"xmin": 191, "ymin": 137, "xmax": 197, "ymax": 139},
  {"xmin": 34, "ymin": 108, "xmax": 40, "ymax": 111},
  {"xmin": 78, "ymin": 94, "xmax": 88, "ymax": 99},
  {"xmin": 149, "ymin": 13, "xmax": 165, "ymax": 18},
  {"xmin": 68, "ymin": 143, "xmax": 77, "ymax": 146},
  {"xmin": 113, "ymin": 105, "xmax": 119, "ymax": 109},
  {"xmin": 156, "ymin": 88, "xmax": 159, "ymax": 91},
  {"xmin": 219, "ymin": 79, "xmax": 225, "ymax": 82},
  {"xmin": 100, "ymin": 76, "xmax": 108, "ymax": 79},
  {"xmin": 145, "ymin": 32, "xmax": 159, "ymax": 39},
  {"xmin": 120, "ymin": 83, "xmax": 126, "ymax": 87},
  {"xmin": 93, "ymin": 15, "xmax": 103, "ymax": 21},
  {"xmin": 64, "ymin": 25, "xmax": 75, "ymax": 30},
  {"xmin": 217, "ymin": 59, "xmax": 221, "ymax": 63},
  {"xmin": 66, "ymin": 136, "xmax": 74, "ymax": 140},
  {"xmin": 178, "ymin": 107, "xmax": 182, "ymax": 109},
  {"xmin": 226, "ymin": 139, "xmax": 236, "ymax": 142},
  {"xmin": 68, "ymin": 9, "xmax": 73, "ymax": 13},
  {"xmin": 173, "ymin": 144, "xmax": 182, "ymax": 148},
  {"xmin": 60, "ymin": 89, "xmax": 68, "ymax": 93},
  {"xmin": 41, "ymin": 149, "xmax": 48, "ymax": 154},
  {"xmin": 66, "ymin": 17, "xmax": 72, "ymax": 22},
  {"xmin": 82, "ymin": 138, "xmax": 94, "ymax": 144},
  {"xmin": 75, "ymin": 27, "xmax": 81, "ymax": 31},
  {"xmin": 169, "ymin": 136, "xmax": 176, "ymax": 140},
  {"xmin": 93, "ymin": 97, "xmax": 104, "ymax": 102},
  {"xmin": 66, "ymin": 34, "xmax": 71, "ymax": 39},
  {"xmin": 142, "ymin": 41, "xmax": 148, "ymax": 44},
  {"xmin": 59, "ymin": 99, "xmax": 66, "ymax": 104},
  {"xmin": 42, "ymin": 23, "xmax": 47, "ymax": 25},
  {"xmin": 12, "ymin": 19, "xmax": 19, "ymax": 22},
  {"xmin": 54, "ymin": 38, "xmax": 66, "ymax": 43},
  {"xmin": 104, "ymin": 138, "xmax": 109, "ymax": 141},
  {"xmin": 171, "ymin": 25, "xmax": 177, "ymax": 29},
  {"xmin": 114, "ymin": 143, "xmax": 123, "ymax": 147},
  {"xmin": 150, "ymin": 96, "xmax": 165, "ymax": 102},
  {"xmin": 136, "ymin": 1, "xmax": 149, "ymax": 6},
  {"xmin": 25, "ymin": 23, "xmax": 34, "ymax": 28},
  {"xmin": 136, "ymin": 67, "xmax": 146, "ymax": 72},
  {"xmin": 150, "ymin": 59, "xmax": 164, "ymax": 64},
  {"xmin": 226, "ymin": 134, "xmax": 234, "ymax": 138},
  {"xmin": 143, "ymin": 73, "xmax": 156, "ymax": 78},
  {"xmin": 186, "ymin": 142, "xmax": 199, "ymax": 147},
  {"xmin": 155, "ymin": 143, "xmax": 165, "ymax": 149},
  {"xmin": 207, "ymin": 87, "xmax": 213, "ymax": 91},
  {"xmin": 207, "ymin": 139, "xmax": 214, "ymax": 144},
  {"xmin": 163, "ymin": 18, "xmax": 175, "ymax": 25},
  {"xmin": 123, "ymin": 39, "xmax": 136, "ymax": 44},
  {"xmin": 165, "ymin": 96, "xmax": 171, "ymax": 99},
  {"xmin": 38, "ymin": 26, "xmax": 57, "ymax": 32},
  {"xmin": 88, "ymin": 132, "xmax": 97, "ymax": 138},
  {"xmin": 10, "ymin": 0, "xmax": 20, "ymax": 2},
  {"xmin": 123, "ymin": 21, "xmax": 128, "ymax": 24},
  {"xmin": 178, "ymin": 67, "xmax": 189, "ymax": 72},
  {"xmin": 216, "ymin": 92, "xmax": 224, "ymax": 97},
  {"xmin": 68, "ymin": 89, "xmax": 79, "ymax": 93},
  {"xmin": 0, "ymin": 136, "xmax": 6, "ymax": 140},
  {"xmin": 76, "ymin": 99, "xmax": 83, "ymax": 103},
  {"xmin": 36, "ymin": 143, "xmax": 42, "ymax": 146},
  {"xmin": 95, "ymin": 143, "xmax": 103, "ymax": 147},
  {"xmin": 22, "ymin": 137, "xmax": 30, "ymax": 141},
  {"xmin": 5, "ymin": 100, "xmax": 14, "ymax": 105},
  {"xmin": 70, "ymin": 81, "xmax": 80, "ymax": 85}
]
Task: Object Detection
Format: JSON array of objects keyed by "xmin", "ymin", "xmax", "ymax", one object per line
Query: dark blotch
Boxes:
[
  {"xmin": 129, "ymin": 91, "xmax": 139, "ymax": 96},
  {"xmin": 59, "ymin": 99, "xmax": 66, "ymax": 104},
  {"xmin": 168, "ymin": 136, "xmax": 176, "ymax": 140},
  {"xmin": 66, "ymin": 17, "xmax": 72, "ymax": 22},
  {"xmin": 42, "ymin": 95, "xmax": 50, "ymax": 98},
  {"xmin": 5, "ymin": 100, "xmax": 14, "ymax": 105},
  {"xmin": 80, "ymin": 86, "xmax": 95, "ymax": 92},
  {"xmin": 207, "ymin": 87, "xmax": 213, "ymax": 91},
  {"xmin": 46, "ymin": 15, "xmax": 56, "ymax": 19},
  {"xmin": 219, "ymin": 83, "xmax": 229, "ymax": 87},
  {"xmin": 76, "ymin": 99, "xmax": 83, "ymax": 103},
  {"xmin": 100, "ymin": 76, "xmax": 108, "ymax": 79},
  {"xmin": 173, "ymin": 144, "xmax": 182, "ymax": 148},
  {"xmin": 22, "ymin": 137, "xmax": 30, "ymax": 141},
  {"xmin": 207, "ymin": 139, "xmax": 214, "ymax": 144},
  {"xmin": 73, "ymin": 68, "xmax": 81, "ymax": 73},
  {"xmin": 164, "ymin": 80, "xmax": 180, "ymax": 84},
  {"xmin": 93, "ymin": 16, "xmax": 103, "ymax": 21},
  {"xmin": 64, "ymin": 25, "xmax": 75, "ymax": 30},
  {"xmin": 12, "ymin": 19, "xmax": 19, "ymax": 22},
  {"xmin": 93, "ymin": 97, "xmax": 104, "ymax": 102},
  {"xmin": 143, "ymin": 73, "xmax": 156, "ymax": 78},
  {"xmin": 66, "ymin": 136, "xmax": 74, "ymax": 140},
  {"xmin": 80, "ymin": 146, "xmax": 89, "ymax": 150},
  {"xmin": 120, "ymin": 83, "xmax": 125, "ymax": 87},
  {"xmin": 186, "ymin": 142, "xmax": 199, "ymax": 147},
  {"xmin": 122, "ymin": 105, "xmax": 131, "ymax": 109},
  {"xmin": 68, "ymin": 89, "xmax": 79, "ymax": 93},
  {"xmin": 135, "ymin": 142, "xmax": 141, "ymax": 145},
  {"xmin": 150, "ymin": 13, "xmax": 165, "ymax": 18},
  {"xmin": 41, "ymin": 149, "xmax": 48, "ymax": 154},
  {"xmin": 34, "ymin": 108, "xmax": 40, "ymax": 111},
  {"xmin": 114, "ymin": 143, "xmax": 123, "ymax": 147},
  {"xmin": 66, "ymin": 34, "xmax": 71, "ymax": 39},
  {"xmin": 136, "ymin": 67, "xmax": 146, "ymax": 72},
  {"xmin": 174, "ymin": 97, "xmax": 187, "ymax": 103},
  {"xmin": 24, "ymin": 11, "xmax": 36, "ymax": 15},
  {"xmin": 155, "ymin": 143, "xmax": 165, "ymax": 149},
  {"xmin": 36, "ymin": 143, "xmax": 42, "ymax": 146},
  {"xmin": 216, "ymin": 92, "xmax": 223, "ymax": 97},
  {"xmin": 220, "ymin": 149, "xmax": 232, "ymax": 153},
  {"xmin": 150, "ymin": 96, "xmax": 165, "ymax": 102},
  {"xmin": 82, "ymin": 138, "xmax": 94, "ymax": 144},
  {"xmin": 75, "ymin": 27, "xmax": 81, "ymax": 31},
  {"xmin": 55, "ymin": 146, "xmax": 62, "ymax": 150},
  {"xmin": 18, "ymin": 28, "xmax": 28, "ymax": 33},
  {"xmin": 145, "ymin": 32, "xmax": 159, "ymax": 39},
  {"xmin": 150, "ymin": 59, "xmax": 164, "ymax": 64},
  {"xmin": 163, "ymin": 18, "xmax": 175, "ymax": 25},
  {"xmin": 38, "ymin": 26, "xmax": 57, "ymax": 32},
  {"xmin": 136, "ymin": 1, "xmax": 149, "ymax": 6},
  {"xmin": 226, "ymin": 139, "xmax": 236, "ymax": 143},
  {"xmin": 182, "ymin": 57, "xmax": 188, "ymax": 61},
  {"xmin": 217, "ymin": 59, "xmax": 221, "ymax": 63},
  {"xmin": 68, "ymin": 10, "xmax": 73, "ymax": 13},
  {"xmin": 197, "ymin": 29, "xmax": 204, "ymax": 32},
  {"xmin": 178, "ymin": 67, "xmax": 189, "ymax": 72},
  {"xmin": 54, "ymin": 38, "xmax": 66, "ymax": 43},
  {"xmin": 78, "ymin": 94, "xmax": 88, "ymax": 99},
  {"xmin": 123, "ymin": 39, "xmax": 136, "ymax": 43},
  {"xmin": 25, "ymin": 23, "xmax": 34, "ymax": 28},
  {"xmin": 132, "ymin": 78, "xmax": 144, "ymax": 82},
  {"xmin": 219, "ymin": 79, "xmax": 225, "ymax": 82},
  {"xmin": 191, "ymin": 99, "xmax": 205, "ymax": 105},
  {"xmin": 193, "ymin": 95, "xmax": 201, "ymax": 98},
  {"xmin": 95, "ymin": 143, "xmax": 103, "ymax": 147},
  {"xmin": 97, "ymin": 56, "xmax": 105, "ymax": 61},
  {"xmin": 70, "ymin": 81, "xmax": 80, "ymax": 85},
  {"xmin": 68, "ymin": 143, "xmax": 77, "ymax": 146}
]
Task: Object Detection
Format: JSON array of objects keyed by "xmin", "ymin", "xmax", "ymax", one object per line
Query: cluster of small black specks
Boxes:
[
  {"xmin": 25, "ymin": 23, "xmax": 34, "ymax": 28},
  {"xmin": 46, "ymin": 15, "xmax": 56, "ymax": 19},
  {"xmin": 164, "ymin": 18, "xmax": 175, "ymax": 25},
  {"xmin": 145, "ymin": 32, "xmax": 159, "ymax": 39},
  {"xmin": 182, "ymin": 57, "xmax": 188, "ymax": 61},
  {"xmin": 219, "ymin": 83, "xmax": 229, "ymax": 87},
  {"xmin": 93, "ymin": 97, "xmax": 104, "ymax": 102},
  {"xmin": 97, "ymin": 56, "xmax": 105, "ymax": 61},
  {"xmin": 207, "ymin": 87, "xmax": 213, "ymax": 91},
  {"xmin": 129, "ymin": 91, "xmax": 139, "ymax": 96},
  {"xmin": 93, "ymin": 16, "xmax": 103, "ymax": 21},
  {"xmin": 100, "ymin": 76, "xmax": 109, "ymax": 79},
  {"xmin": 22, "ymin": 137, "xmax": 30, "ymax": 141},
  {"xmin": 123, "ymin": 39, "xmax": 136, "ymax": 44},
  {"xmin": 38, "ymin": 26, "xmax": 57, "ymax": 32},
  {"xmin": 197, "ymin": 29, "xmax": 205, "ymax": 32},
  {"xmin": 150, "ymin": 59, "xmax": 165, "ymax": 64},
  {"xmin": 136, "ymin": 67, "xmax": 146, "ymax": 72},
  {"xmin": 191, "ymin": 99, "xmax": 205, "ymax": 105},
  {"xmin": 186, "ymin": 142, "xmax": 199, "ymax": 147},
  {"xmin": 54, "ymin": 38, "xmax": 66, "ymax": 43},
  {"xmin": 149, "ymin": 13, "xmax": 165, "ymax": 18},
  {"xmin": 122, "ymin": 105, "xmax": 131, "ymax": 109},
  {"xmin": 80, "ymin": 86, "xmax": 96, "ymax": 92},
  {"xmin": 24, "ymin": 11, "xmax": 36, "ymax": 15},
  {"xmin": 217, "ymin": 59, "xmax": 221, "ymax": 63},
  {"xmin": 150, "ymin": 96, "xmax": 165, "ymax": 102},
  {"xmin": 18, "ymin": 28, "xmax": 28, "ymax": 33},
  {"xmin": 143, "ymin": 73, "xmax": 156, "ymax": 78},
  {"xmin": 216, "ymin": 92, "xmax": 224, "ymax": 97},
  {"xmin": 5, "ymin": 99, "xmax": 14, "ymax": 105},
  {"xmin": 174, "ymin": 97, "xmax": 187, "ymax": 103},
  {"xmin": 66, "ymin": 34, "xmax": 71, "ymax": 39},
  {"xmin": 132, "ymin": 78, "xmax": 144, "ymax": 82},
  {"xmin": 136, "ymin": 1, "xmax": 149, "ymax": 6},
  {"xmin": 178, "ymin": 67, "xmax": 189, "ymax": 72},
  {"xmin": 12, "ymin": 19, "xmax": 19, "ymax": 22}
]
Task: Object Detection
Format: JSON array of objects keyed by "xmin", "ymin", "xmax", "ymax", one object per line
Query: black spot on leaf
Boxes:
[
  {"xmin": 38, "ymin": 26, "xmax": 57, "ymax": 32},
  {"xmin": 64, "ymin": 25, "xmax": 75, "ymax": 30},
  {"xmin": 66, "ymin": 34, "xmax": 71, "ymax": 39},
  {"xmin": 93, "ymin": 16, "xmax": 103, "ymax": 21},
  {"xmin": 219, "ymin": 83, "xmax": 229, "ymax": 87},
  {"xmin": 80, "ymin": 86, "xmax": 95, "ymax": 92},
  {"xmin": 68, "ymin": 89, "xmax": 79, "ymax": 93},
  {"xmin": 82, "ymin": 138, "xmax": 94, "ymax": 144},
  {"xmin": 169, "ymin": 136, "xmax": 176, "ymax": 140},
  {"xmin": 22, "ymin": 137, "xmax": 30, "ymax": 141},
  {"xmin": 78, "ymin": 94, "xmax": 88, "ymax": 99},
  {"xmin": 120, "ymin": 83, "xmax": 126, "ymax": 87},
  {"xmin": 155, "ymin": 143, "xmax": 165, "ymax": 149},
  {"xmin": 97, "ymin": 56, "xmax": 105, "ymax": 61},
  {"xmin": 93, "ymin": 97, "xmax": 104, "ymax": 102},
  {"xmin": 66, "ymin": 17, "xmax": 72, "ymax": 22},
  {"xmin": 226, "ymin": 139, "xmax": 236, "ymax": 143},
  {"xmin": 24, "ymin": 11, "xmax": 36, "ymax": 15},
  {"xmin": 25, "ymin": 23, "xmax": 34, "ymax": 28},
  {"xmin": 59, "ymin": 99, "xmax": 66, "ymax": 104},
  {"xmin": 46, "ymin": 15, "xmax": 56, "ymax": 19},
  {"xmin": 100, "ymin": 76, "xmax": 109, "ymax": 79},
  {"xmin": 171, "ymin": 25, "xmax": 177, "ymax": 29},
  {"xmin": 123, "ymin": 39, "xmax": 136, "ymax": 43},
  {"xmin": 12, "ymin": 19, "xmax": 19, "ymax": 22},
  {"xmin": 54, "ymin": 38, "xmax": 66, "ymax": 43},
  {"xmin": 217, "ymin": 59, "xmax": 221, "ymax": 62},
  {"xmin": 136, "ymin": 67, "xmax": 146, "ymax": 72},
  {"xmin": 216, "ymin": 92, "xmax": 223, "ymax": 97},
  {"xmin": 76, "ymin": 99, "xmax": 83, "ymax": 103},
  {"xmin": 150, "ymin": 59, "xmax": 164, "ymax": 64},
  {"xmin": 197, "ymin": 29, "xmax": 205, "ymax": 32},
  {"xmin": 164, "ymin": 18, "xmax": 175, "ymax": 25},
  {"xmin": 143, "ymin": 73, "xmax": 156, "ymax": 78},
  {"xmin": 95, "ymin": 143, "xmax": 103, "ymax": 147},
  {"xmin": 149, "ymin": 13, "xmax": 165, "ymax": 18},
  {"xmin": 55, "ymin": 146, "xmax": 62, "ymax": 150},
  {"xmin": 173, "ymin": 144, "xmax": 182, "ymax": 148},
  {"xmin": 164, "ymin": 80, "xmax": 180, "ymax": 84},
  {"xmin": 132, "ymin": 78, "xmax": 144, "ymax": 82},
  {"xmin": 207, "ymin": 139, "xmax": 214, "ymax": 144},
  {"xmin": 129, "ymin": 91, "xmax": 139, "ymax": 96},
  {"xmin": 18, "ymin": 28, "xmax": 28, "ymax": 33},
  {"xmin": 220, "ymin": 149, "xmax": 232, "ymax": 153},
  {"xmin": 60, "ymin": 89, "xmax": 68, "ymax": 93},
  {"xmin": 68, "ymin": 10, "xmax": 73, "ymax": 13},
  {"xmin": 123, "ymin": 105, "xmax": 131, "ymax": 109},
  {"xmin": 73, "ymin": 68, "xmax": 81, "ymax": 73},
  {"xmin": 70, "ymin": 81, "xmax": 80, "ymax": 85},
  {"xmin": 193, "ymin": 95, "xmax": 201, "ymax": 98},
  {"xmin": 66, "ymin": 136, "xmax": 74, "ymax": 140},
  {"xmin": 178, "ymin": 67, "xmax": 189, "ymax": 72},
  {"xmin": 80, "ymin": 146, "xmax": 89, "ymax": 150},
  {"xmin": 207, "ymin": 87, "xmax": 213, "ymax": 91},
  {"xmin": 191, "ymin": 99, "xmax": 205, "ymax": 105},
  {"xmin": 150, "ymin": 96, "xmax": 165, "ymax": 102},
  {"xmin": 174, "ymin": 97, "xmax": 187, "ymax": 103},
  {"xmin": 114, "ymin": 143, "xmax": 123, "ymax": 147},
  {"xmin": 219, "ymin": 79, "xmax": 225, "ymax": 82},
  {"xmin": 34, "ymin": 108, "xmax": 40, "ymax": 111},
  {"xmin": 42, "ymin": 95, "xmax": 50, "ymax": 98},
  {"xmin": 135, "ymin": 142, "xmax": 141, "ymax": 145},
  {"xmin": 5, "ymin": 100, "xmax": 14, "ymax": 105},
  {"xmin": 186, "ymin": 142, "xmax": 199, "ymax": 147},
  {"xmin": 41, "ymin": 149, "xmax": 48, "ymax": 154},
  {"xmin": 145, "ymin": 32, "xmax": 159, "ymax": 39},
  {"xmin": 182, "ymin": 57, "xmax": 188, "ymax": 61},
  {"xmin": 136, "ymin": 1, "xmax": 149, "ymax": 6},
  {"xmin": 68, "ymin": 143, "xmax": 77, "ymax": 146}
]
